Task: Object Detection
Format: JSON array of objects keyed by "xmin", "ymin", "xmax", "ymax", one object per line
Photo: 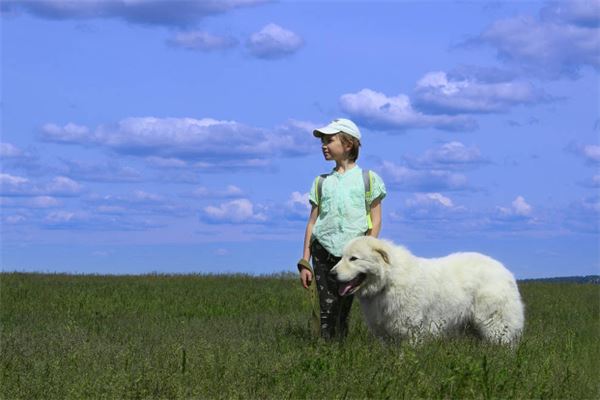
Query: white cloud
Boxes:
[
  {"xmin": 0, "ymin": 173, "xmax": 35, "ymax": 196},
  {"xmin": 473, "ymin": 5, "xmax": 600, "ymax": 78},
  {"xmin": 3, "ymin": 0, "xmax": 269, "ymax": 27},
  {"xmin": 223, "ymin": 185, "xmax": 245, "ymax": 197},
  {"xmin": 39, "ymin": 117, "xmax": 315, "ymax": 165},
  {"xmin": 202, "ymin": 198, "xmax": 267, "ymax": 224},
  {"xmin": 247, "ymin": 23, "xmax": 303, "ymax": 59},
  {"xmin": 413, "ymin": 71, "xmax": 551, "ymax": 114},
  {"xmin": 582, "ymin": 144, "xmax": 600, "ymax": 162},
  {"xmin": 190, "ymin": 185, "xmax": 245, "ymax": 199},
  {"xmin": 284, "ymin": 191, "xmax": 311, "ymax": 221},
  {"xmin": 1, "ymin": 174, "xmax": 82, "ymax": 197},
  {"xmin": 496, "ymin": 196, "xmax": 533, "ymax": 219},
  {"xmin": 541, "ymin": 0, "xmax": 600, "ymax": 27},
  {"xmin": 40, "ymin": 117, "xmax": 262, "ymax": 156},
  {"xmin": 390, "ymin": 194, "xmax": 548, "ymax": 235},
  {"xmin": 194, "ymin": 190, "xmax": 313, "ymax": 225},
  {"xmin": 191, "ymin": 158, "xmax": 274, "ymax": 173},
  {"xmin": 132, "ymin": 190, "xmax": 163, "ymax": 203},
  {"xmin": 0, "ymin": 142, "xmax": 24, "ymax": 158},
  {"xmin": 28, "ymin": 196, "xmax": 62, "ymax": 208},
  {"xmin": 40, "ymin": 208, "xmax": 165, "ymax": 231},
  {"xmin": 578, "ymin": 173, "xmax": 600, "ymax": 189},
  {"xmin": 378, "ymin": 160, "xmax": 470, "ymax": 192},
  {"xmin": 129, "ymin": 117, "xmax": 253, "ymax": 156},
  {"xmin": 215, "ymin": 248, "xmax": 229, "ymax": 256},
  {"xmin": 391, "ymin": 192, "xmax": 467, "ymax": 222},
  {"xmin": 0, "ymin": 142, "xmax": 41, "ymax": 173},
  {"xmin": 406, "ymin": 193, "xmax": 455, "ymax": 208},
  {"xmin": 406, "ymin": 141, "xmax": 488, "ymax": 170},
  {"xmin": 3, "ymin": 214, "xmax": 27, "ymax": 225},
  {"xmin": 512, "ymin": 196, "xmax": 533, "ymax": 216},
  {"xmin": 44, "ymin": 210, "xmax": 78, "ymax": 225},
  {"xmin": 566, "ymin": 142, "xmax": 600, "ymax": 164},
  {"xmin": 0, "ymin": 173, "xmax": 29, "ymax": 186},
  {"xmin": 270, "ymin": 119, "xmax": 316, "ymax": 157},
  {"xmin": 288, "ymin": 191, "xmax": 310, "ymax": 209},
  {"xmin": 44, "ymin": 176, "xmax": 82, "ymax": 196},
  {"xmin": 84, "ymin": 190, "xmax": 188, "ymax": 217},
  {"xmin": 0, "ymin": 195, "xmax": 62, "ymax": 209},
  {"xmin": 41, "ymin": 122, "xmax": 90, "ymax": 143},
  {"xmin": 58, "ymin": 159, "xmax": 143, "ymax": 182},
  {"xmin": 146, "ymin": 156, "xmax": 188, "ymax": 168},
  {"xmin": 339, "ymin": 89, "xmax": 477, "ymax": 132},
  {"xmin": 167, "ymin": 31, "xmax": 238, "ymax": 51}
]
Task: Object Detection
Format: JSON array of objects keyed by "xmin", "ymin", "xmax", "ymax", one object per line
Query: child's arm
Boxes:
[
  {"xmin": 367, "ymin": 199, "xmax": 382, "ymax": 237},
  {"xmin": 303, "ymin": 204, "xmax": 319, "ymax": 260},
  {"xmin": 299, "ymin": 204, "xmax": 319, "ymax": 288}
]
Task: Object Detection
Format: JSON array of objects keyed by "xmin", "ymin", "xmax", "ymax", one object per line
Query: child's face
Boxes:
[{"xmin": 320, "ymin": 133, "xmax": 351, "ymax": 162}]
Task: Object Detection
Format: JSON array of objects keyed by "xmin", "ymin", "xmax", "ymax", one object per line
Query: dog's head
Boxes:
[{"xmin": 331, "ymin": 236, "xmax": 392, "ymax": 298}]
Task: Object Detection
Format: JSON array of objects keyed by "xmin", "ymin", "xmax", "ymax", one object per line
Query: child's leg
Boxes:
[
  {"xmin": 311, "ymin": 240, "xmax": 339, "ymax": 339},
  {"xmin": 337, "ymin": 294, "xmax": 354, "ymax": 339},
  {"xmin": 311, "ymin": 240, "xmax": 352, "ymax": 339}
]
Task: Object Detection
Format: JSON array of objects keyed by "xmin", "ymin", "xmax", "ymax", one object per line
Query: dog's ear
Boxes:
[{"xmin": 374, "ymin": 247, "xmax": 390, "ymax": 264}]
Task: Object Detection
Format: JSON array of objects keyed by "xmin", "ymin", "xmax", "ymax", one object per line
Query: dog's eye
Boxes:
[{"xmin": 349, "ymin": 256, "xmax": 358, "ymax": 261}]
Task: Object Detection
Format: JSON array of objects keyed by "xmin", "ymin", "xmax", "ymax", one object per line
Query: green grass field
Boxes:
[{"xmin": 1, "ymin": 272, "xmax": 598, "ymax": 399}]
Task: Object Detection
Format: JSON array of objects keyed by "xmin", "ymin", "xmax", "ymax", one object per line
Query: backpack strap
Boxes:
[
  {"xmin": 313, "ymin": 174, "xmax": 329, "ymax": 210},
  {"xmin": 363, "ymin": 169, "xmax": 373, "ymax": 230}
]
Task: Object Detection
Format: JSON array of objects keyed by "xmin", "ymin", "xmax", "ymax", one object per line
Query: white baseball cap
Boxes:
[{"xmin": 313, "ymin": 118, "xmax": 361, "ymax": 140}]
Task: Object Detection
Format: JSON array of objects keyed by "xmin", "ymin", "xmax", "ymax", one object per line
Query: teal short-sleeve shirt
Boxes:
[{"xmin": 309, "ymin": 166, "xmax": 386, "ymax": 257}]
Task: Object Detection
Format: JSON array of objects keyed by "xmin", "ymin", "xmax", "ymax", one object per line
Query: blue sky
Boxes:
[{"xmin": 1, "ymin": 0, "xmax": 598, "ymax": 278}]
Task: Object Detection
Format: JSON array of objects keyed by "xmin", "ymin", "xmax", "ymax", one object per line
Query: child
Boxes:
[{"xmin": 297, "ymin": 118, "xmax": 386, "ymax": 340}]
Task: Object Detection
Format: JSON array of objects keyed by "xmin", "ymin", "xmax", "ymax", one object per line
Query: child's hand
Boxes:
[{"xmin": 300, "ymin": 268, "xmax": 313, "ymax": 289}]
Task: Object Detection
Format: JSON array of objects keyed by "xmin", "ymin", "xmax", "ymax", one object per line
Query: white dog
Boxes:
[{"xmin": 331, "ymin": 236, "xmax": 524, "ymax": 345}]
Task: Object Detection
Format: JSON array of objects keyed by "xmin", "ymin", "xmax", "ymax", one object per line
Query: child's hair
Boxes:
[{"xmin": 338, "ymin": 132, "xmax": 361, "ymax": 162}]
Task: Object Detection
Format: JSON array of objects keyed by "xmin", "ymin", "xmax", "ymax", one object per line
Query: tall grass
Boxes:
[{"xmin": 1, "ymin": 273, "xmax": 598, "ymax": 399}]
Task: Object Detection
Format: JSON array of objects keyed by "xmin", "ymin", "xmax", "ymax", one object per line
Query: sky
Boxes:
[{"xmin": 1, "ymin": 0, "xmax": 599, "ymax": 278}]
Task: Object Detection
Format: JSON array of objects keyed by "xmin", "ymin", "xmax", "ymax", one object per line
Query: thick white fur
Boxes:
[{"xmin": 331, "ymin": 236, "xmax": 524, "ymax": 345}]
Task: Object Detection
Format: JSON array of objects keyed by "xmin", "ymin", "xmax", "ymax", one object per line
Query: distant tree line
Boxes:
[{"xmin": 519, "ymin": 275, "xmax": 600, "ymax": 284}]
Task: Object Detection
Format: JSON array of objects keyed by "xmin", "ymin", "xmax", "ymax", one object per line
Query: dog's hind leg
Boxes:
[
  {"xmin": 473, "ymin": 288, "xmax": 524, "ymax": 345},
  {"xmin": 474, "ymin": 313, "xmax": 513, "ymax": 345}
]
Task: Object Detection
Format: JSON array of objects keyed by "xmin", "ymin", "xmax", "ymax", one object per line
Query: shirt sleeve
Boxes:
[
  {"xmin": 368, "ymin": 171, "xmax": 386, "ymax": 206},
  {"xmin": 309, "ymin": 176, "xmax": 318, "ymax": 206}
]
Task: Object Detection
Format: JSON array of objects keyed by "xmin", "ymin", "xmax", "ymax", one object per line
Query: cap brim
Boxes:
[{"xmin": 313, "ymin": 127, "xmax": 341, "ymax": 137}]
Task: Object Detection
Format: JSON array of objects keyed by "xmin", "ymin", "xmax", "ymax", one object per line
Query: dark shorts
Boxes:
[{"xmin": 311, "ymin": 239, "xmax": 354, "ymax": 340}]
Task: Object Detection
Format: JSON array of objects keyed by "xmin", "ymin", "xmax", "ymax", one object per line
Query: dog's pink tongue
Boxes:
[{"xmin": 339, "ymin": 283, "xmax": 354, "ymax": 297}]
